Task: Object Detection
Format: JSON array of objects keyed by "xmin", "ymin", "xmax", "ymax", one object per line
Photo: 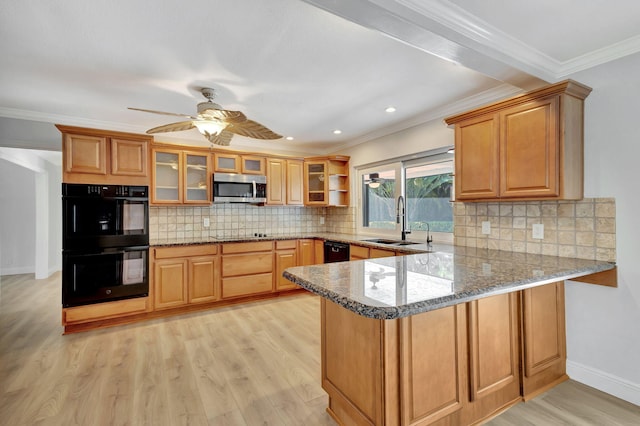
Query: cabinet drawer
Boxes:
[
  {"xmin": 222, "ymin": 241, "xmax": 273, "ymax": 254},
  {"xmin": 276, "ymin": 240, "xmax": 298, "ymax": 250},
  {"xmin": 154, "ymin": 244, "xmax": 218, "ymax": 259},
  {"xmin": 63, "ymin": 297, "xmax": 148, "ymax": 325},
  {"xmin": 370, "ymin": 248, "xmax": 396, "ymax": 258},
  {"xmin": 222, "ymin": 273, "xmax": 273, "ymax": 298},
  {"xmin": 222, "ymin": 252, "xmax": 273, "ymax": 277},
  {"xmin": 350, "ymin": 244, "xmax": 370, "ymax": 260}
]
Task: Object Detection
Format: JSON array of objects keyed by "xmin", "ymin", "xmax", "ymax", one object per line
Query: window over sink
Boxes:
[{"xmin": 357, "ymin": 149, "xmax": 454, "ymax": 243}]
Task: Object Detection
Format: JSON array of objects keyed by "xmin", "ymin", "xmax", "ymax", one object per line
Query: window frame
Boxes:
[{"xmin": 355, "ymin": 152, "xmax": 454, "ymax": 244}]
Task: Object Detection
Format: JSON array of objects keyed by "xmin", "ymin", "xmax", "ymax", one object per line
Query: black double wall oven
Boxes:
[{"xmin": 62, "ymin": 184, "xmax": 149, "ymax": 308}]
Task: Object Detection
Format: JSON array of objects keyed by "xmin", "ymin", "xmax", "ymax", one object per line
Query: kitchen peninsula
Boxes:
[{"xmin": 283, "ymin": 247, "xmax": 615, "ymax": 425}]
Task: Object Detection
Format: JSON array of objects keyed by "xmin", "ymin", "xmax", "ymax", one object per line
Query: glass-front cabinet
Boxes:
[
  {"xmin": 304, "ymin": 156, "xmax": 350, "ymax": 206},
  {"xmin": 152, "ymin": 148, "xmax": 210, "ymax": 205},
  {"xmin": 304, "ymin": 161, "xmax": 328, "ymax": 205}
]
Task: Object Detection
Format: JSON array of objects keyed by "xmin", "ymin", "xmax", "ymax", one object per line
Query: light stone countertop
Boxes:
[{"xmin": 282, "ymin": 246, "xmax": 615, "ymax": 319}]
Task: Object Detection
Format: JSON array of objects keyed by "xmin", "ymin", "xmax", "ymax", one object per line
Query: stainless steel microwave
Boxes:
[{"xmin": 212, "ymin": 172, "xmax": 267, "ymax": 203}]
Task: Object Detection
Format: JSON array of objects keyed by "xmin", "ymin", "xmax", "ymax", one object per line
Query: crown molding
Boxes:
[
  {"xmin": 395, "ymin": 0, "xmax": 640, "ymax": 79},
  {"xmin": 329, "ymin": 83, "xmax": 521, "ymax": 154}
]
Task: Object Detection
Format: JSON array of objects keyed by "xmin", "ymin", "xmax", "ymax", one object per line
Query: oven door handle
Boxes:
[{"xmin": 252, "ymin": 180, "xmax": 257, "ymax": 199}]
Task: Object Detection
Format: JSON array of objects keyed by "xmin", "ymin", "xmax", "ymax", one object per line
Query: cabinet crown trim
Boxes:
[{"xmin": 444, "ymin": 79, "xmax": 592, "ymax": 125}]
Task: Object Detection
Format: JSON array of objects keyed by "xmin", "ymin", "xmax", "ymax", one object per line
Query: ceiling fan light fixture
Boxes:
[{"xmin": 194, "ymin": 120, "xmax": 227, "ymax": 137}]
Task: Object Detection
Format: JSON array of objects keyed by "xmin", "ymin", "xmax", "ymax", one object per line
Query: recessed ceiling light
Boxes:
[
  {"xmin": 385, "ymin": 106, "xmax": 396, "ymax": 113},
  {"xmin": 333, "ymin": 129, "xmax": 342, "ymax": 135},
  {"xmin": 286, "ymin": 136, "xmax": 294, "ymax": 141}
]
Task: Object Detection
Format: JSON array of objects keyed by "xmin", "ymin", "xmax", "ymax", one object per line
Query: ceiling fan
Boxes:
[{"xmin": 129, "ymin": 88, "xmax": 282, "ymax": 146}]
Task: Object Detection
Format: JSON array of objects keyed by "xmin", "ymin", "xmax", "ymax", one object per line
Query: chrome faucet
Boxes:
[
  {"xmin": 426, "ymin": 223, "xmax": 433, "ymax": 249},
  {"xmin": 396, "ymin": 195, "xmax": 411, "ymax": 240}
]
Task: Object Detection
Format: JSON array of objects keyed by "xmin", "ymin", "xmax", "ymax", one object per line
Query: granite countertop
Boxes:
[
  {"xmin": 150, "ymin": 232, "xmax": 437, "ymax": 254},
  {"xmin": 283, "ymin": 246, "xmax": 616, "ymax": 320}
]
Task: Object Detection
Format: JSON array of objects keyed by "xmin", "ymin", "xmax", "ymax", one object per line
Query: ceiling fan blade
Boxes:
[
  {"xmin": 128, "ymin": 107, "xmax": 197, "ymax": 120},
  {"xmin": 206, "ymin": 130, "xmax": 235, "ymax": 146},
  {"xmin": 145, "ymin": 120, "xmax": 195, "ymax": 134},
  {"xmin": 199, "ymin": 108, "xmax": 247, "ymax": 124},
  {"xmin": 227, "ymin": 120, "xmax": 282, "ymax": 140}
]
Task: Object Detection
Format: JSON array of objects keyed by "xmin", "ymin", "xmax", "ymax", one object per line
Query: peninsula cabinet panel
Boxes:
[
  {"xmin": 465, "ymin": 292, "xmax": 521, "ymax": 424},
  {"xmin": 521, "ymin": 282, "xmax": 568, "ymax": 399},
  {"xmin": 154, "ymin": 259, "xmax": 188, "ymax": 310},
  {"xmin": 400, "ymin": 305, "xmax": 467, "ymax": 426},
  {"xmin": 455, "ymin": 114, "xmax": 499, "ymax": 200},
  {"xmin": 321, "ymin": 299, "xmax": 386, "ymax": 426},
  {"xmin": 188, "ymin": 255, "xmax": 219, "ymax": 304}
]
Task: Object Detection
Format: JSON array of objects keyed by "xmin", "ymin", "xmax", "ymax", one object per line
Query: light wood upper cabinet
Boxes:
[
  {"xmin": 213, "ymin": 152, "xmax": 240, "ymax": 173},
  {"xmin": 152, "ymin": 148, "xmax": 210, "ymax": 205},
  {"xmin": 111, "ymin": 138, "xmax": 148, "ymax": 177},
  {"xmin": 241, "ymin": 155, "xmax": 265, "ymax": 175},
  {"xmin": 213, "ymin": 153, "xmax": 265, "ymax": 175},
  {"xmin": 445, "ymin": 80, "xmax": 591, "ymax": 201},
  {"xmin": 286, "ymin": 159, "xmax": 304, "ymax": 205},
  {"xmin": 304, "ymin": 156, "xmax": 350, "ymax": 206},
  {"xmin": 454, "ymin": 114, "xmax": 499, "ymax": 200},
  {"xmin": 64, "ymin": 133, "xmax": 107, "ymax": 175},
  {"xmin": 266, "ymin": 158, "xmax": 305, "ymax": 206},
  {"xmin": 266, "ymin": 158, "xmax": 286, "ymax": 205},
  {"xmin": 57, "ymin": 125, "xmax": 151, "ymax": 185}
]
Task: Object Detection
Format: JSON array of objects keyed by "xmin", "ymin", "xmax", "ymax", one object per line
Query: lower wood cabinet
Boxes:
[
  {"xmin": 221, "ymin": 241, "xmax": 274, "ymax": 299},
  {"xmin": 153, "ymin": 245, "xmax": 219, "ymax": 310},
  {"xmin": 521, "ymin": 281, "xmax": 567, "ymax": 399},
  {"xmin": 321, "ymin": 282, "xmax": 567, "ymax": 426},
  {"xmin": 275, "ymin": 240, "xmax": 298, "ymax": 291}
]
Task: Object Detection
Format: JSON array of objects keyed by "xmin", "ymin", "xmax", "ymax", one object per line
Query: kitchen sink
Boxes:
[{"xmin": 362, "ymin": 238, "xmax": 421, "ymax": 246}]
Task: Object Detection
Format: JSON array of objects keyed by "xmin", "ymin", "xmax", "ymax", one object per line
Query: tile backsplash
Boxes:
[
  {"xmin": 150, "ymin": 204, "xmax": 327, "ymax": 242},
  {"xmin": 453, "ymin": 198, "xmax": 616, "ymax": 262}
]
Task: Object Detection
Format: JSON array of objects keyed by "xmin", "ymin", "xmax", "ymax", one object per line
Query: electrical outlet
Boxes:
[
  {"xmin": 532, "ymin": 223, "xmax": 544, "ymax": 239},
  {"xmin": 320, "ymin": 217, "xmax": 325, "ymax": 225},
  {"xmin": 203, "ymin": 217, "xmax": 210, "ymax": 227},
  {"xmin": 482, "ymin": 263, "xmax": 492, "ymax": 275},
  {"xmin": 481, "ymin": 221, "xmax": 491, "ymax": 235}
]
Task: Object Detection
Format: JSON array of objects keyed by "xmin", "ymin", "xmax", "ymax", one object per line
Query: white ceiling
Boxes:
[{"xmin": 1, "ymin": 0, "xmax": 639, "ymax": 155}]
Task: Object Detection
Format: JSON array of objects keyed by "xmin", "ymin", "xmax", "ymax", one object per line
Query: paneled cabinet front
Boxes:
[
  {"xmin": 152, "ymin": 245, "xmax": 219, "ymax": 310},
  {"xmin": 266, "ymin": 158, "xmax": 304, "ymax": 206},
  {"xmin": 221, "ymin": 241, "xmax": 274, "ymax": 299},
  {"xmin": 57, "ymin": 124, "xmax": 150, "ymax": 185},
  {"xmin": 446, "ymin": 80, "xmax": 591, "ymax": 201},
  {"xmin": 152, "ymin": 148, "xmax": 210, "ymax": 205}
]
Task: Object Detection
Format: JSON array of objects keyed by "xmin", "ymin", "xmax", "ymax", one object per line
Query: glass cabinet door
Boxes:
[
  {"xmin": 305, "ymin": 161, "xmax": 327, "ymax": 204},
  {"xmin": 153, "ymin": 151, "xmax": 181, "ymax": 203},
  {"xmin": 184, "ymin": 153, "xmax": 210, "ymax": 203}
]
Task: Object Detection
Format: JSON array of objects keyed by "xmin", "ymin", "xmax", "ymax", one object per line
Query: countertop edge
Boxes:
[{"xmin": 283, "ymin": 262, "xmax": 615, "ymax": 320}]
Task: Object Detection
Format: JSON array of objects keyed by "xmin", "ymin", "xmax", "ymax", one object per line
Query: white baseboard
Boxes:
[
  {"xmin": 0, "ymin": 266, "xmax": 34, "ymax": 276},
  {"xmin": 567, "ymin": 360, "xmax": 640, "ymax": 406}
]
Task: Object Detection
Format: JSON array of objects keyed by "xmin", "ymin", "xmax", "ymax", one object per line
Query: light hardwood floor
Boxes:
[{"xmin": 1, "ymin": 273, "xmax": 639, "ymax": 425}]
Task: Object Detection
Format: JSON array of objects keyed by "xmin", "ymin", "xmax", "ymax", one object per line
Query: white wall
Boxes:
[
  {"xmin": 335, "ymin": 52, "xmax": 640, "ymax": 405},
  {"xmin": 0, "ymin": 149, "xmax": 62, "ymax": 277},
  {"xmin": 0, "ymin": 159, "xmax": 36, "ymax": 274},
  {"xmin": 562, "ymin": 52, "xmax": 640, "ymax": 403}
]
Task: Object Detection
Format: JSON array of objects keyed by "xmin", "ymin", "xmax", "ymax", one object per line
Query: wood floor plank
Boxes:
[{"xmin": 1, "ymin": 273, "xmax": 639, "ymax": 426}]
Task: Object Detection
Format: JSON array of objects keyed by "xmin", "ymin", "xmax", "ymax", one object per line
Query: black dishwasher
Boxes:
[{"xmin": 324, "ymin": 241, "xmax": 350, "ymax": 263}]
